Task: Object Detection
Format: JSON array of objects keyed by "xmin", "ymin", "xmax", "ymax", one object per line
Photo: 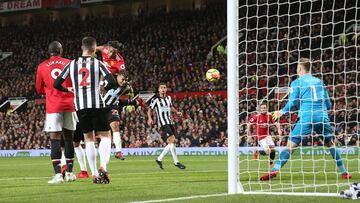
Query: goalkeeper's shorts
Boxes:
[{"xmin": 289, "ymin": 116, "xmax": 333, "ymax": 145}]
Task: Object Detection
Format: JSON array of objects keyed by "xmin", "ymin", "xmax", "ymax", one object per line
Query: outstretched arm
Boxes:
[{"xmin": 281, "ymin": 80, "xmax": 300, "ymax": 114}]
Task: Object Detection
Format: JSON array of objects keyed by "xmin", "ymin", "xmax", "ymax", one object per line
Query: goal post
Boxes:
[
  {"xmin": 227, "ymin": 0, "xmax": 241, "ymax": 195},
  {"xmin": 228, "ymin": 0, "xmax": 359, "ymax": 197}
]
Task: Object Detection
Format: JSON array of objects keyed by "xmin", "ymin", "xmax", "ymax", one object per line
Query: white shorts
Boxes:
[
  {"xmin": 44, "ymin": 112, "xmax": 77, "ymax": 132},
  {"xmin": 259, "ymin": 136, "xmax": 275, "ymax": 151}
]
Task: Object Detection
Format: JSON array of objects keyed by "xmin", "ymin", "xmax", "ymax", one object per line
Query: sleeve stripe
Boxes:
[
  {"xmin": 60, "ymin": 61, "xmax": 72, "ymax": 79},
  {"xmin": 99, "ymin": 61, "xmax": 110, "ymax": 76}
]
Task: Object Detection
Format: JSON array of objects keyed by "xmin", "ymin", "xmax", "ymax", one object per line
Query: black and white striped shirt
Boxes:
[
  {"xmin": 150, "ymin": 95, "xmax": 174, "ymax": 127},
  {"xmin": 103, "ymin": 85, "xmax": 130, "ymax": 106},
  {"xmin": 58, "ymin": 57, "xmax": 111, "ymax": 111}
]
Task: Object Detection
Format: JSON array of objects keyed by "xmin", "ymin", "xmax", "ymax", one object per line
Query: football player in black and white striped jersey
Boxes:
[
  {"xmin": 102, "ymin": 74, "xmax": 145, "ymax": 160},
  {"xmin": 147, "ymin": 82, "xmax": 186, "ymax": 170},
  {"xmin": 54, "ymin": 37, "xmax": 116, "ymax": 184}
]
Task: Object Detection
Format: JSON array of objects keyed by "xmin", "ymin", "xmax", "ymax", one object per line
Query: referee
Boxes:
[
  {"xmin": 54, "ymin": 36, "xmax": 117, "ymax": 184},
  {"xmin": 147, "ymin": 82, "xmax": 186, "ymax": 170}
]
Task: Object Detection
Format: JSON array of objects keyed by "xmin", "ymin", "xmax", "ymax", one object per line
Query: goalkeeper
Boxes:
[{"xmin": 260, "ymin": 58, "xmax": 352, "ymax": 181}]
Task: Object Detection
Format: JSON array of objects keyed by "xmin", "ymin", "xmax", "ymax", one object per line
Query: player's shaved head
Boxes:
[
  {"xmin": 48, "ymin": 41, "xmax": 62, "ymax": 56},
  {"xmin": 82, "ymin": 36, "xmax": 97, "ymax": 52}
]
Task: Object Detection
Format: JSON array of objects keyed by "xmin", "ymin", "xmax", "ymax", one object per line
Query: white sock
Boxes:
[
  {"xmin": 75, "ymin": 146, "xmax": 87, "ymax": 171},
  {"xmin": 85, "ymin": 141, "xmax": 98, "ymax": 176},
  {"xmin": 113, "ymin": 132, "xmax": 122, "ymax": 152},
  {"xmin": 60, "ymin": 151, "xmax": 66, "ymax": 167},
  {"xmin": 99, "ymin": 137, "xmax": 112, "ymax": 172},
  {"xmin": 157, "ymin": 145, "xmax": 171, "ymax": 161},
  {"xmin": 169, "ymin": 143, "xmax": 179, "ymax": 164}
]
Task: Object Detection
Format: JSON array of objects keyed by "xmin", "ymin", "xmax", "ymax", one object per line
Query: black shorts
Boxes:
[
  {"xmin": 160, "ymin": 124, "xmax": 176, "ymax": 140},
  {"xmin": 73, "ymin": 122, "xmax": 84, "ymax": 143},
  {"xmin": 76, "ymin": 108, "xmax": 109, "ymax": 133},
  {"xmin": 107, "ymin": 105, "xmax": 120, "ymax": 123}
]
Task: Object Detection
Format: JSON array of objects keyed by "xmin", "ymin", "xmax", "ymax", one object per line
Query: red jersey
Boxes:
[
  {"xmin": 101, "ymin": 47, "xmax": 126, "ymax": 74},
  {"xmin": 249, "ymin": 113, "xmax": 275, "ymax": 140},
  {"xmin": 36, "ymin": 56, "xmax": 74, "ymax": 113}
]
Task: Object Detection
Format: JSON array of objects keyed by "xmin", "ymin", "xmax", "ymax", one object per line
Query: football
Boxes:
[{"xmin": 206, "ymin": 68, "xmax": 220, "ymax": 82}]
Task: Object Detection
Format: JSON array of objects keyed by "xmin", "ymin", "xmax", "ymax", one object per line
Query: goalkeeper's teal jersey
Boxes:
[{"xmin": 282, "ymin": 74, "xmax": 331, "ymax": 121}]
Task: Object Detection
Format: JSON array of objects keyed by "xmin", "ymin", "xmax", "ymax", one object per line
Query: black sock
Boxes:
[
  {"xmin": 269, "ymin": 150, "xmax": 276, "ymax": 164},
  {"xmin": 259, "ymin": 150, "xmax": 267, "ymax": 156},
  {"xmin": 50, "ymin": 139, "xmax": 62, "ymax": 174},
  {"xmin": 64, "ymin": 139, "xmax": 74, "ymax": 172},
  {"xmin": 66, "ymin": 159, "xmax": 74, "ymax": 173}
]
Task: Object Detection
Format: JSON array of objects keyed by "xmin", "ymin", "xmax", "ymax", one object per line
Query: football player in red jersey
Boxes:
[
  {"xmin": 36, "ymin": 41, "xmax": 76, "ymax": 184},
  {"xmin": 247, "ymin": 102, "xmax": 282, "ymax": 167},
  {"xmin": 97, "ymin": 41, "xmax": 126, "ymax": 160},
  {"xmin": 97, "ymin": 41, "xmax": 126, "ymax": 75}
]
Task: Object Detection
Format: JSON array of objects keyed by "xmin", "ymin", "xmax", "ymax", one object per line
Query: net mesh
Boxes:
[{"xmin": 238, "ymin": 0, "xmax": 360, "ymax": 194}]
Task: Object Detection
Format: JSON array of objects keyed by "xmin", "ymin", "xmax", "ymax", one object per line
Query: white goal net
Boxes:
[{"xmin": 228, "ymin": 0, "xmax": 360, "ymax": 196}]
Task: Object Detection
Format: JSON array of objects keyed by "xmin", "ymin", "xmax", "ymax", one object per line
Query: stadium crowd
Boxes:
[
  {"xmin": 0, "ymin": 4, "xmax": 226, "ymax": 103},
  {"xmin": 1, "ymin": 2, "xmax": 360, "ymax": 149}
]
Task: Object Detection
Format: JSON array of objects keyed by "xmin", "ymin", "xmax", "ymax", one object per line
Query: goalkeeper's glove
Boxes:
[{"xmin": 272, "ymin": 111, "xmax": 283, "ymax": 121}]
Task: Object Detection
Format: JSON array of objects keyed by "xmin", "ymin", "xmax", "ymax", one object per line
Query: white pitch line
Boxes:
[
  {"xmin": 129, "ymin": 193, "xmax": 228, "ymax": 203},
  {"xmin": 130, "ymin": 183, "xmax": 350, "ymax": 203},
  {"xmin": 0, "ymin": 170, "xmax": 226, "ymax": 181},
  {"xmin": 0, "ymin": 177, "xmax": 49, "ymax": 181}
]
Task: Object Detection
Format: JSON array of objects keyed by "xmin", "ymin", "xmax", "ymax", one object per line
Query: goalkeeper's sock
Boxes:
[
  {"xmin": 269, "ymin": 150, "xmax": 276, "ymax": 164},
  {"xmin": 272, "ymin": 149, "xmax": 290, "ymax": 171},
  {"xmin": 330, "ymin": 148, "xmax": 347, "ymax": 174},
  {"xmin": 259, "ymin": 150, "xmax": 267, "ymax": 156}
]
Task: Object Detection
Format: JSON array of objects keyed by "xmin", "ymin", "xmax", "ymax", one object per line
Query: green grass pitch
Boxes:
[{"xmin": 0, "ymin": 155, "xmax": 357, "ymax": 203}]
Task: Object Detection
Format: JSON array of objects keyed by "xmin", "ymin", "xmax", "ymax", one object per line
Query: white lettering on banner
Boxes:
[
  {"xmin": 0, "ymin": 0, "xmax": 41, "ymax": 13},
  {"xmin": 0, "ymin": 147, "xmax": 356, "ymax": 157}
]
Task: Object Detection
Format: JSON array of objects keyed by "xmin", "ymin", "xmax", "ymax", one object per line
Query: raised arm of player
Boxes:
[
  {"xmin": 281, "ymin": 80, "xmax": 300, "ymax": 114},
  {"xmin": 53, "ymin": 62, "xmax": 72, "ymax": 92},
  {"xmin": 99, "ymin": 61, "xmax": 117, "ymax": 90},
  {"xmin": 35, "ymin": 67, "xmax": 45, "ymax": 95},
  {"xmin": 96, "ymin": 45, "xmax": 105, "ymax": 51}
]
